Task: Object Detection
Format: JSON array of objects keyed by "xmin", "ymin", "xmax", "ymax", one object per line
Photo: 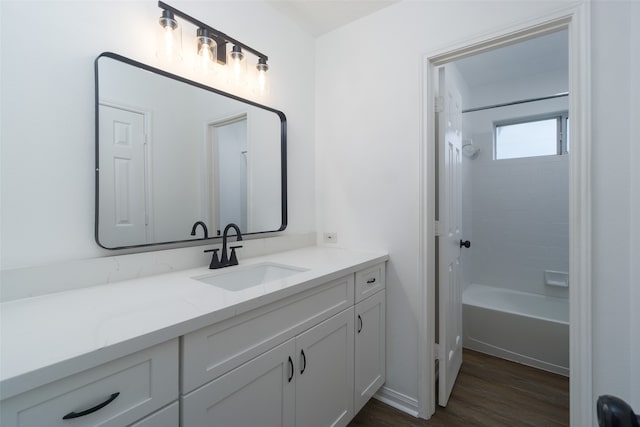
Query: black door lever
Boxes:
[{"xmin": 460, "ymin": 240, "xmax": 471, "ymax": 248}]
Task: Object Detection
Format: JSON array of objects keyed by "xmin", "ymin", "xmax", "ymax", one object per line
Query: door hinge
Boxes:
[
  {"xmin": 434, "ymin": 343, "xmax": 440, "ymax": 360},
  {"xmin": 435, "ymin": 96, "xmax": 445, "ymax": 113},
  {"xmin": 434, "ymin": 220, "xmax": 440, "ymax": 237}
]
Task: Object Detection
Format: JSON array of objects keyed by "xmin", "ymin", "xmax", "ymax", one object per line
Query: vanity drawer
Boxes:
[
  {"xmin": 182, "ymin": 274, "xmax": 354, "ymax": 392},
  {"xmin": 0, "ymin": 339, "xmax": 178, "ymax": 427},
  {"xmin": 355, "ymin": 263, "xmax": 386, "ymax": 303}
]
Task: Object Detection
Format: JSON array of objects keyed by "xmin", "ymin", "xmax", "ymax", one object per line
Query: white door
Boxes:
[
  {"xmin": 98, "ymin": 105, "xmax": 148, "ymax": 247},
  {"xmin": 295, "ymin": 308, "xmax": 354, "ymax": 427},
  {"xmin": 181, "ymin": 339, "xmax": 295, "ymax": 427},
  {"xmin": 354, "ymin": 290, "xmax": 386, "ymax": 413},
  {"xmin": 437, "ymin": 66, "xmax": 464, "ymax": 407}
]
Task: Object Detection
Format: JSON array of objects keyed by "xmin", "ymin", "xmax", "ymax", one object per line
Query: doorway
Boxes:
[
  {"xmin": 436, "ymin": 29, "xmax": 570, "ymax": 408},
  {"xmin": 418, "ymin": 5, "xmax": 592, "ymax": 426}
]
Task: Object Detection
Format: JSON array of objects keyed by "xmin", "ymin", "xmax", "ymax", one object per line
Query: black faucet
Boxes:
[
  {"xmin": 190, "ymin": 221, "xmax": 208, "ymax": 239},
  {"xmin": 204, "ymin": 223, "xmax": 243, "ymax": 269}
]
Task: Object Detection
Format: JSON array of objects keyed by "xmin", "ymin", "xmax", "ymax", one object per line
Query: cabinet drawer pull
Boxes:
[
  {"xmin": 288, "ymin": 356, "xmax": 294, "ymax": 382},
  {"xmin": 366, "ymin": 278, "xmax": 376, "ymax": 284},
  {"xmin": 300, "ymin": 349, "xmax": 307, "ymax": 375},
  {"xmin": 357, "ymin": 315, "xmax": 363, "ymax": 333},
  {"xmin": 62, "ymin": 392, "xmax": 120, "ymax": 420}
]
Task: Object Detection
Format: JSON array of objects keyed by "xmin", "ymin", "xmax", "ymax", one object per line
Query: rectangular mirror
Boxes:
[{"xmin": 95, "ymin": 52, "xmax": 287, "ymax": 249}]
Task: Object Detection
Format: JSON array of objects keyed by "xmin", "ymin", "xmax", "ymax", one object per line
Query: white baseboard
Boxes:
[{"xmin": 373, "ymin": 386, "xmax": 420, "ymax": 418}]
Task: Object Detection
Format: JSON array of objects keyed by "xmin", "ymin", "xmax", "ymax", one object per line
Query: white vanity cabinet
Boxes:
[
  {"xmin": 0, "ymin": 339, "xmax": 179, "ymax": 427},
  {"xmin": 183, "ymin": 308, "xmax": 355, "ymax": 427},
  {"xmin": 180, "ymin": 262, "xmax": 385, "ymax": 427}
]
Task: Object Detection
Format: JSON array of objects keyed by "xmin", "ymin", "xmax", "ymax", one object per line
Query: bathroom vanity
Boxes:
[{"xmin": 0, "ymin": 247, "xmax": 387, "ymax": 427}]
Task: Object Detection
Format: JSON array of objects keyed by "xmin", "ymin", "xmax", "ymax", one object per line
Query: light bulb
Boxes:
[
  {"xmin": 164, "ymin": 26, "xmax": 174, "ymax": 57},
  {"xmin": 199, "ymin": 44, "xmax": 213, "ymax": 71}
]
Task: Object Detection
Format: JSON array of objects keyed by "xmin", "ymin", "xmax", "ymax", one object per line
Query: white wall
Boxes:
[
  {"xmin": 631, "ymin": 0, "xmax": 640, "ymax": 410},
  {"xmin": 0, "ymin": 0, "xmax": 316, "ymax": 271},
  {"xmin": 316, "ymin": 0, "xmax": 638, "ymax": 416},
  {"xmin": 462, "ymin": 69, "xmax": 569, "ymax": 298}
]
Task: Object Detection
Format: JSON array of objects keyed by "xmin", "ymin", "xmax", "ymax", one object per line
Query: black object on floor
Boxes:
[{"xmin": 597, "ymin": 395, "xmax": 640, "ymax": 427}]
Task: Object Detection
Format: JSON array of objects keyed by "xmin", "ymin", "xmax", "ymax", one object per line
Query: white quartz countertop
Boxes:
[{"xmin": 0, "ymin": 246, "xmax": 388, "ymax": 400}]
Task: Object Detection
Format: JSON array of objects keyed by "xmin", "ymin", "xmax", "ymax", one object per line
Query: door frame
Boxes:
[{"xmin": 418, "ymin": 3, "xmax": 592, "ymax": 426}]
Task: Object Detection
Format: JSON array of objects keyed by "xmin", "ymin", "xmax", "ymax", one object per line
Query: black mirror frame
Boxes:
[{"xmin": 94, "ymin": 52, "xmax": 287, "ymax": 250}]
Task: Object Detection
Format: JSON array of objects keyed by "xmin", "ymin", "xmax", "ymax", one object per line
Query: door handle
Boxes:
[
  {"xmin": 460, "ymin": 240, "xmax": 471, "ymax": 248},
  {"xmin": 62, "ymin": 392, "xmax": 120, "ymax": 420},
  {"xmin": 300, "ymin": 349, "xmax": 306, "ymax": 375},
  {"xmin": 287, "ymin": 356, "xmax": 294, "ymax": 382},
  {"xmin": 357, "ymin": 315, "xmax": 363, "ymax": 333}
]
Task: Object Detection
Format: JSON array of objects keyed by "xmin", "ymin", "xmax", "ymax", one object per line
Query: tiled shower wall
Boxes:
[{"xmin": 462, "ymin": 72, "xmax": 569, "ymax": 298}]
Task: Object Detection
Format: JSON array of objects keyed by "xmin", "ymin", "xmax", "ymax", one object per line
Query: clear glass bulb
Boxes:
[
  {"xmin": 233, "ymin": 59, "xmax": 243, "ymax": 81},
  {"xmin": 199, "ymin": 44, "xmax": 213, "ymax": 72},
  {"xmin": 164, "ymin": 26, "xmax": 174, "ymax": 57},
  {"xmin": 257, "ymin": 69, "xmax": 267, "ymax": 93}
]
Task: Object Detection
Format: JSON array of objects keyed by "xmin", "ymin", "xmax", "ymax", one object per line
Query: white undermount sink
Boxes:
[{"xmin": 193, "ymin": 262, "xmax": 308, "ymax": 291}]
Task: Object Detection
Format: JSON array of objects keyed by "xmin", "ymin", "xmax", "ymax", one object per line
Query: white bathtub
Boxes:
[{"xmin": 462, "ymin": 283, "xmax": 569, "ymax": 376}]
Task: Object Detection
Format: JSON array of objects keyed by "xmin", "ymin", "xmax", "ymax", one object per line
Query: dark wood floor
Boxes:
[{"xmin": 349, "ymin": 349, "xmax": 569, "ymax": 427}]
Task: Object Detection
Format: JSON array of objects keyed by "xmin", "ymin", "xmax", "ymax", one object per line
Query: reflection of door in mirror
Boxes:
[
  {"xmin": 208, "ymin": 116, "xmax": 248, "ymax": 236},
  {"xmin": 98, "ymin": 104, "xmax": 151, "ymax": 247}
]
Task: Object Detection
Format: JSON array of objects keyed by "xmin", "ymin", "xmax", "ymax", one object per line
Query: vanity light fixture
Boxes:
[{"xmin": 157, "ymin": 1, "xmax": 270, "ymax": 93}]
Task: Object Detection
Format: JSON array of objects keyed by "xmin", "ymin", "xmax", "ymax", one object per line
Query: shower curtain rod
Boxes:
[{"xmin": 461, "ymin": 92, "xmax": 569, "ymax": 114}]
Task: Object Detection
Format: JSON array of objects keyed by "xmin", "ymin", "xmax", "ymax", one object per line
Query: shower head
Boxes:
[{"xmin": 462, "ymin": 143, "xmax": 480, "ymax": 158}]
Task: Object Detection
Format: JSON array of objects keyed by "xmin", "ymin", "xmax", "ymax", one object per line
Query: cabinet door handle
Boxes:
[
  {"xmin": 300, "ymin": 349, "xmax": 307, "ymax": 375},
  {"xmin": 62, "ymin": 392, "xmax": 120, "ymax": 420},
  {"xmin": 366, "ymin": 278, "xmax": 376, "ymax": 284},
  {"xmin": 288, "ymin": 356, "xmax": 294, "ymax": 382},
  {"xmin": 358, "ymin": 314, "xmax": 363, "ymax": 333}
]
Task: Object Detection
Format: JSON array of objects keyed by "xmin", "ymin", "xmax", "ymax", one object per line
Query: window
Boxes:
[{"xmin": 494, "ymin": 112, "xmax": 569, "ymax": 160}]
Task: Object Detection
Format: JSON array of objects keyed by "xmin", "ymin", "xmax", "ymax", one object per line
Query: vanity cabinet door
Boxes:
[
  {"xmin": 181, "ymin": 339, "xmax": 295, "ymax": 427},
  {"xmin": 295, "ymin": 307, "xmax": 354, "ymax": 427},
  {"xmin": 354, "ymin": 290, "xmax": 386, "ymax": 414}
]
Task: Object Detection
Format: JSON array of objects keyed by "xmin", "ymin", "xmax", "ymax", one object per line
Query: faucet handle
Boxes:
[
  {"xmin": 204, "ymin": 248, "xmax": 222, "ymax": 269},
  {"xmin": 229, "ymin": 245, "xmax": 243, "ymax": 266}
]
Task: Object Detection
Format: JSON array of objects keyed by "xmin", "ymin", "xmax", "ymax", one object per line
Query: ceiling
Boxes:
[
  {"xmin": 454, "ymin": 30, "xmax": 569, "ymax": 88},
  {"xmin": 267, "ymin": 0, "xmax": 400, "ymax": 37}
]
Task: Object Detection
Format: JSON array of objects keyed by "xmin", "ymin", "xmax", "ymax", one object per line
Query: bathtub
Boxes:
[{"xmin": 462, "ymin": 283, "xmax": 569, "ymax": 376}]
